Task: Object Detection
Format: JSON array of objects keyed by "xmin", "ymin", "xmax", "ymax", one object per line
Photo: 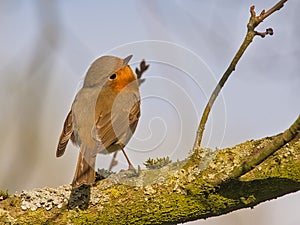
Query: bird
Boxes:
[{"xmin": 56, "ymin": 55, "xmax": 148, "ymax": 187}]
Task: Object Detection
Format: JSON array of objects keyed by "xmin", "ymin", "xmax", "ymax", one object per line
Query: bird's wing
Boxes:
[
  {"xmin": 92, "ymin": 95, "xmax": 140, "ymax": 152},
  {"xmin": 128, "ymin": 99, "xmax": 140, "ymax": 133},
  {"xmin": 92, "ymin": 111, "xmax": 119, "ymax": 151},
  {"xmin": 56, "ymin": 110, "xmax": 73, "ymax": 157}
]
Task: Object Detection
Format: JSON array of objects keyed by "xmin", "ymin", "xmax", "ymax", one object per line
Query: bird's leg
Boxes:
[
  {"xmin": 121, "ymin": 148, "xmax": 135, "ymax": 170},
  {"xmin": 108, "ymin": 152, "xmax": 118, "ymax": 171}
]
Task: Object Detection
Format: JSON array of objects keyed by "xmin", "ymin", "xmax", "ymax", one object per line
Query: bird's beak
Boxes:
[{"xmin": 123, "ymin": 55, "xmax": 133, "ymax": 66}]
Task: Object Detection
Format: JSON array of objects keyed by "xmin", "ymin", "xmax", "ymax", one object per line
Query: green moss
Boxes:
[
  {"xmin": 144, "ymin": 157, "xmax": 172, "ymax": 169},
  {"xmin": 241, "ymin": 138, "xmax": 300, "ymax": 182},
  {"xmin": 240, "ymin": 195, "xmax": 256, "ymax": 205},
  {"xmin": 103, "ymin": 184, "xmax": 128, "ymax": 199},
  {"xmin": 0, "ymin": 190, "xmax": 9, "ymax": 201}
]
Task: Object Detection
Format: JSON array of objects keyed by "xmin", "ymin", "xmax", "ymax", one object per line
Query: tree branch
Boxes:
[
  {"xmin": 193, "ymin": 0, "xmax": 288, "ymax": 150},
  {"xmin": 0, "ymin": 116, "xmax": 299, "ymax": 224}
]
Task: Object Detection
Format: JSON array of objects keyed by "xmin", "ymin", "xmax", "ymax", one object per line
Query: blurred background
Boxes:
[{"xmin": 0, "ymin": 1, "xmax": 299, "ymax": 224}]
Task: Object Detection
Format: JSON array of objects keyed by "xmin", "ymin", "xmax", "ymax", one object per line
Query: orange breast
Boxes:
[{"xmin": 111, "ymin": 66, "xmax": 137, "ymax": 92}]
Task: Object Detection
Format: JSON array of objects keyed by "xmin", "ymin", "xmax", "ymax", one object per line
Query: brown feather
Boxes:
[
  {"xmin": 72, "ymin": 148, "xmax": 96, "ymax": 187},
  {"xmin": 129, "ymin": 100, "xmax": 140, "ymax": 133},
  {"xmin": 92, "ymin": 88, "xmax": 140, "ymax": 154},
  {"xmin": 56, "ymin": 110, "xmax": 73, "ymax": 157}
]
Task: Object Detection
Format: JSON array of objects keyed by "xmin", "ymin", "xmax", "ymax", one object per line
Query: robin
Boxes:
[{"xmin": 56, "ymin": 55, "xmax": 148, "ymax": 187}]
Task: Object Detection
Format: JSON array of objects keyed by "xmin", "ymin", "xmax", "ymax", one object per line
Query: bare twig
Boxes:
[
  {"xmin": 193, "ymin": 0, "xmax": 288, "ymax": 152},
  {"xmin": 250, "ymin": 0, "xmax": 288, "ymax": 26},
  {"xmin": 135, "ymin": 59, "xmax": 149, "ymax": 85},
  {"xmin": 254, "ymin": 28, "xmax": 274, "ymax": 38}
]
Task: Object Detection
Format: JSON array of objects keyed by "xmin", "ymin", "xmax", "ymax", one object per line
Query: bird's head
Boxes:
[{"xmin": 83, "ymin": 55, "xmax": 135, "ymax": 90}]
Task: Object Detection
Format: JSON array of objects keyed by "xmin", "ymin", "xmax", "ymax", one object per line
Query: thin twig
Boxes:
[
  {"xmin": 135, "ymin": 59, "xmax": 149, "ymax": 85},
  {"xmin": 254, "ymin": 28, "xmax": 274, "ymax": 38},
  {"xmin": 258, "ymin": 0, "xmax": 287, "ymax": 21},
  {"xmin": 193, "ymin": 1, "xmax": 288, "ymax": 152}
]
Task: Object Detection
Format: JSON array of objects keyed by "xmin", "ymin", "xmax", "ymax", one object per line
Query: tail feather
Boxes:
[{"xmin": 72, "ymin": 150, "xmax": 96, "ymax": 187}]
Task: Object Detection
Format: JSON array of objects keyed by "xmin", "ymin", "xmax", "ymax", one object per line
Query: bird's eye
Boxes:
[{"xmin": 109, "ymin": 74, "xmax": 116, "ymax": 80}]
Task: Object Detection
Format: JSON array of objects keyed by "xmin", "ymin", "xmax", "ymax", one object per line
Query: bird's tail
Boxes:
[{"xmin": 72, "ymin": 148, "xmax": 96, "ymax": 187}]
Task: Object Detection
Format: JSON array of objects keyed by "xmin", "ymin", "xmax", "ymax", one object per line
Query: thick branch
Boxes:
[{"xmin": 0, "ymin": 116, "xmax": 299, "ymax": 224}]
